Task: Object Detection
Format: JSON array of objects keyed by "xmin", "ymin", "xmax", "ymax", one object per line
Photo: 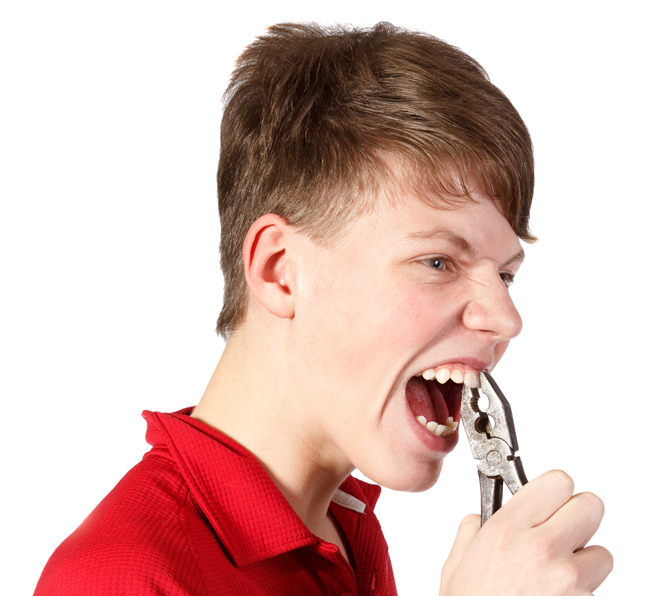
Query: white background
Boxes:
[{"xmin": 1, "ymin": 1, "xmax": 648, "ymax": 594}]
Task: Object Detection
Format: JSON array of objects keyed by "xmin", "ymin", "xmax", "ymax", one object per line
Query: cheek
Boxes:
[
  {"xmin": 297, "ymin": 263, "xmax": 388, "ymax": 369},
  {"xmin": 399, "ymin": 285, "xmax": 461, "ymax": 334},
  {"xmin": 359, "ymin": 285, "xmax": 461, "ymax": 364},
  {"xmin": 303, "ymin": 260, "xmax": 460, "ymax": 371}
]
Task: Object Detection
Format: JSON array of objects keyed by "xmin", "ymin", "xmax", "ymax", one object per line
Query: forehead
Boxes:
[{"xmin": 337, "ymin": 186, "xmax": 523, "ymax": 264}]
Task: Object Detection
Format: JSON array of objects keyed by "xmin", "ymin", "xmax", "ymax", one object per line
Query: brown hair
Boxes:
[{"xmin": 217, "ymin": 22, "xmax": 535, "ymax": 338}]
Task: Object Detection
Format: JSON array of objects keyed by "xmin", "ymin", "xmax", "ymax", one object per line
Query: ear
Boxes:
[{"xmin": 242, "ymin": 214, "xmax": 295, "ymax": 320}]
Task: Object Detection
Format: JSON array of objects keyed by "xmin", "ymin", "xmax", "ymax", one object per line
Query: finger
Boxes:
[
  {"xmin": 440, "ymin": 514, "xmax": 480, "ymax": 592},
  {"xmin": 543, "ymin": 492, "xmax": 605, "ymax": 552},
  {"xmin": 571, "ymin": 545, "xmax": 614, "ymax": 592},
  {"xmin": 496, "ymin": 469, "xmax": 575, "ymax": 529}
]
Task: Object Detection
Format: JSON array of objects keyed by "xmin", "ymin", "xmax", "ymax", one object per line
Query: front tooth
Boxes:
[
  {"xmin": 425, "ymin": 421, "xmax": 438, "ymax": 433},
  {"xmin": 422, "ymin": 369, "xmax": 436, "ymax": 380},
  {"xmin": 435, "ymin": 367, "xmax": 451, "ymax": 384},
  {"xmin": 433, "ymin": 424, "xmax": 445, "ymax": 436},
  {"xmin": 450, "ymin": 368, "xmax": 464, "ymax": 384},
  {"xmin": 447, "ymin": 421, "xmax": 458, "ymax": 432},
  {"xmin": 463, "ymin": 370, "xmax": 478, "ymax": 388},
  {"xmin": 416, "ymin": 415, "xmax": 427, "ymax": 427}
]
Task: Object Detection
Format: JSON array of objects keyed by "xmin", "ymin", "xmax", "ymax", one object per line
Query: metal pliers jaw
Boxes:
[{"xmin": 461, "ymin": 372, "xmax": 528, "ymax": 525}]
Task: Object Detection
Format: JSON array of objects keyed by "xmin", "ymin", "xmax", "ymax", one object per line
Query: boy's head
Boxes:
[{"xmin": 216, "ymin": 22, "xmax": 535, "ymax": 338}]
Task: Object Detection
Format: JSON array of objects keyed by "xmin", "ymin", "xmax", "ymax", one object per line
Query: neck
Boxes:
[{"xmin": 191, "ymin": 321, "xmax": 354, "ymax": 535}]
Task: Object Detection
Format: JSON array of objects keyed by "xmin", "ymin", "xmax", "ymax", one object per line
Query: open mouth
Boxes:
[{"xmin": 406, "ymin": 365, "xmax": 477, "ymax": 438}]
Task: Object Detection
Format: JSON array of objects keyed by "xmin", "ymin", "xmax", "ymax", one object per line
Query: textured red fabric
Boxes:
[{"xmin": 34, "ymin": 408, "xmax": 397, "ymax": 596}]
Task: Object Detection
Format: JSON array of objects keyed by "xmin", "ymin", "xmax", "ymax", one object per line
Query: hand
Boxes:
[{"xmin": 440, "ymin": 470, "xmax": 612, "ymax": 595}]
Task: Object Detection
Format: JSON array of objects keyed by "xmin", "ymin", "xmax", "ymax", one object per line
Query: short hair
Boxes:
[{"xmin": 216, "ymin": 22, "xmax": 535, "ymax": 338}]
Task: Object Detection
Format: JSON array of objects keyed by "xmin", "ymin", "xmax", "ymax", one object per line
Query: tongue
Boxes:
[{"xmin": 406, "ymin": 376, "xmax": 450, "ymax": 424}]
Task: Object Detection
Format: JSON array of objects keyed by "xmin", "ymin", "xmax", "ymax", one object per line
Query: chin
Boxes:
[{"xmin": 364, "ymin": 459, "xmax": 444, "ymax": 493}]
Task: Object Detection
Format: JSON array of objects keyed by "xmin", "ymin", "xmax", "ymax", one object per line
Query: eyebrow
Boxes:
[
  {"xmin": 406, "ymin": 229, "xmax": 525, "ymax": 267},
  {"xmin": 503, "ymin": 248, "xmax": 526, "ymax": 267}
]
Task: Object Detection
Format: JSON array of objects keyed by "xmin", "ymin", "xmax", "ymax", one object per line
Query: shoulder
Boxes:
[{"xmin": 34, "ymin": 448, "xmax": 207, "ymax": 596}]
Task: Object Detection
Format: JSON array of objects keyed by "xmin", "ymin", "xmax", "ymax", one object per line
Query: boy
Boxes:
[{"xmin": 35, "ymin": 22, "xmax": 612, "ymax": 595}]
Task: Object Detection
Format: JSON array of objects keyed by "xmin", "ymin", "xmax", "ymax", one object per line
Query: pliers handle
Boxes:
[{"xmin": 461, "ymin": 372, "xmax": 528, "ymax": 525}]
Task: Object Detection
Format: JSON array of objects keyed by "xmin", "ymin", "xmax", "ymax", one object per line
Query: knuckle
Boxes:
[
  {"xmin": 572, "ymin": 492, "xmax": 605, "ymax": 526},
  {"xmin": 548, "ymin": 469, "xmax": 575, "ymax": 494},
  {"xmin": 579, "ymin": 492, "xmax": 605, "ymax": 517}
]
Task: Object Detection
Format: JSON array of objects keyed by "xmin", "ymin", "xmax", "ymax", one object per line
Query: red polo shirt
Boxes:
[{"xmin": 34, "ymin": 409, "xmax": 397, "ymax": 596}]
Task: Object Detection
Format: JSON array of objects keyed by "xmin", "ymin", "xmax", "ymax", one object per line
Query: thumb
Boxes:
[{"xmin": 440, "ymin": 514, "xmax": 480, "ymax": 594}]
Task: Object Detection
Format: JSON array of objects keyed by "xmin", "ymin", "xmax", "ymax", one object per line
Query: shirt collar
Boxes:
[{"xmin": 142, "ymin": 409, "xmax": 377, "ymax": 567}]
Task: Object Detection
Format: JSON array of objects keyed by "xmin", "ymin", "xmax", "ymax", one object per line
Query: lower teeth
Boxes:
[{"xmin": 416, "ymin": 415, "xmax": 457, "ymax": 437}]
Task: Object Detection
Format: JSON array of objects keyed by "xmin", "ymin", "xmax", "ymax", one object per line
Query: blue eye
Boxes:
[{"xmin": 424, "ymin": 257, "xmax": 447, "ymax": 270}]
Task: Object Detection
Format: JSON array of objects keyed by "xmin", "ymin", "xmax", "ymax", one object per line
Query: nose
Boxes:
[{"xmin": 461, "ymin": 275, "xmax": 523, "ymax": 342}]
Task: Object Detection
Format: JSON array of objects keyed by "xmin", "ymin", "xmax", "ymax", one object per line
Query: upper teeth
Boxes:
[{"xmin": 420, "ymin": 366, "xmax": 478, "ymax": 388}]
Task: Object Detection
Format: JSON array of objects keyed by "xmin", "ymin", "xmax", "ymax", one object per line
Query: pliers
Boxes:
[{"xmin": 460, "ymin": 372, "xmax": 528, "ymax": 526}]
